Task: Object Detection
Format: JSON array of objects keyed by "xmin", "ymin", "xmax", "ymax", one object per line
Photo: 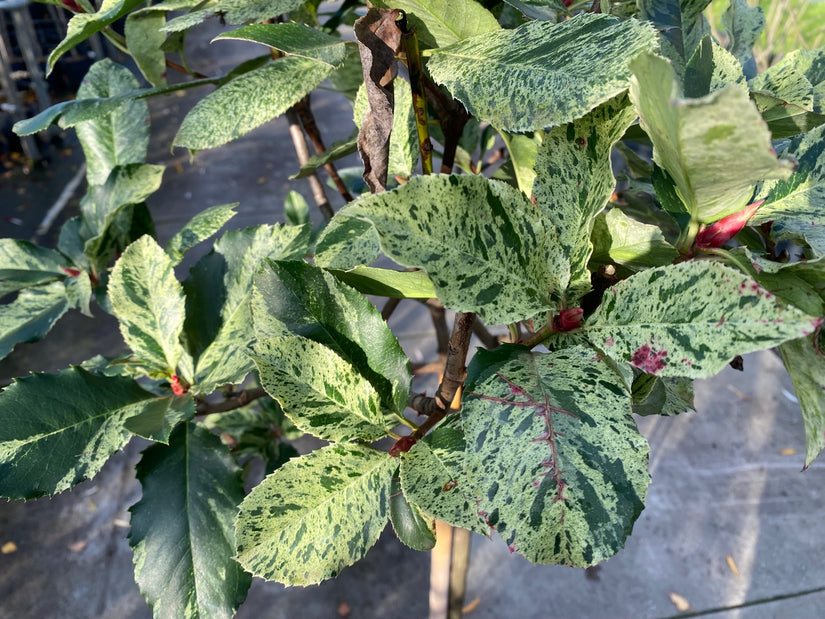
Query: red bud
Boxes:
[
  {"xmin": 61, "ymin": 0, "xmax": 84, "ymax": 11},
  {"xmin": 553, "ymin": 308, "xmax": 583, "ymax": 332},
  {"xmin": 389, "ymin": 436, "xmax": 415, "ymax": 457},
  {"xmin": 60, "ymin": 266, "xmax": 82, "ymax": 277},
  {"xmin": 170, "ymin": 374, "xmax": 188, "ymax": 396},
  {"xmin": 695, "ymin": 200, "xmax": 764, "ymax": 250}
]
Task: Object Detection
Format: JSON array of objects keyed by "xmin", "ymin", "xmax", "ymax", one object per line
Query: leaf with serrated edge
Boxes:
[
  {"xmin": 173, "ymin": 57, "xmax": 332, "ymax": 152},
  {"xmin": 780, "ymin": 337, "xmax": 825, "ymax": 468},
  {"xmin": 251, "ymin": 335, "xmax": 396, "ymax": 442},
  {"xmin": 252, "ymin": 261, "xmax": 411, "ymax": 413},
  {"xmin": 130, "ymin": 423, "xmax": 250, "ymax": 617},
  {"xmin": 584, "ymin": 261, "xmax": 820, "ymax": 378},
  {"xmin": 215, "ymin": 23, "xmax": 348, "ymax": 67},
  {"xmin": 337, "ymin": 174, "xmax": 564, "ymax": 325},
  {"xmin": 235, "ymin": 443, "xmax": 393, "ymax": 585},
  {"xmin": 109, "ymin": 235, "xmax": 186, "ymax": 374},
  {"xmin": 427, "ymin": 14, "xmax": 657, "ymax": 132},
  {"xmin": 0, "ymin": 282, "xmax": 69, "ymax": 361},
  {"xmin": 0, "ymin": 240, "xmax": 69, "ymax": 296},
  {"xmin": 166, "ymin": 203, "xmax": 238, "ymax": 264},
  {"xmin": 629, "ymin": 53, "xmax": 791, "ymax": 224},
  {"xmin": 0, "ymin": 367, "xmax": 156, "ymax": 499},
  {"xmin": 533, "ymin": 94, "xmax": 637, "ymax": 299},
  {"xmin": 461, "ymin": 345, "xmax": 649, "ymax": 566}
]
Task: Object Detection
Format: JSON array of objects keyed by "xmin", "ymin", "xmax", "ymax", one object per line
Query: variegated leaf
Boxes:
[
  {"xmin": 165, "ymin": 203, "xmax": 238, "ymax": 264},
  {"xmin": 235, "ymin": 443, "xmax": 394, "ymax": 585},
  {"xmin": 0, "ymin": 282, "xmax": 69, "ymax": 361},
  {"xmin": 683, "ymin": 36, "xmax": 747, "ymax": 99},
  {"xmin": 722, "ymin": 0, "xmax": 764, "ymax": 80},
  {"xmin": 780, "ymin": 336, "xmax": 825, "ymax": 468},
  {"xmin": 0, "ymin": 240, "xmax": 69, "ymax": 296},
  {"xmin": 461, "ymin": 345, "xmax": 649, "ymax": 566},
  {"xmin": 590, "ymin": 209, "xmax": 678, "ymax": 272},
  {"xmin": 215, "ymin": 23, "xmax": 349, "ymax": 67},
  {"xmin": 313, "ymin": 215, "xmax": 381, "ymax": 270},
  {"xmin": 637, "ymin": 0, "xmax": 711, "ymax": 77}
]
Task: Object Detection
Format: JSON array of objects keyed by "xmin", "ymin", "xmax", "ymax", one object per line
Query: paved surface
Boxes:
[{"xmin": 2, "ymin": 15, "xmax": 825, "ymax": 619}]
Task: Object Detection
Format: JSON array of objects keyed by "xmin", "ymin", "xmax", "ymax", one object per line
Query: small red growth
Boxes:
[
  {"xmin": 170, "ymin": 374, "xmax": 188, "ymax": 396},
  {"xmin": 61, "ymin": 0, "xmax": 84, "ymax": 11},
  {"xmin": 694, "ymin": 200, "xmax": 765, "ymax": 250},
  {"xmin": 60, "ymin": 266, "xmax": 82, "ymax": 277},
  {"xmin": 631, "ymin": 344, "xmax": 668, "ymax": 374},
  {"xmin": 389, "ymin": 435, "xmax": 415, "ymax": 457},
  {"xmin": 562, "ymin": 0, "xmax": 574, "ymax": 5},
  {"xmin": 575, "ymin": 137, "xmax": 586, "ymax": 149},
  {"xmin": 442, "ymin": 480, "xmax": 458, "ymax": 492},
  {"xmin": 553, "ymin": 308, "xmax": 584, "ymax": 332}
]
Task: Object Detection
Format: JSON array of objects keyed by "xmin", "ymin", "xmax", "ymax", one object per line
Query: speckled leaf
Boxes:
[
  {"xmin": 166, "ymin": 203, "xmax": 238, "ymax": 264},
  {"xmin": 683, "ymin": 36, "xmax": 746, "ymax": 98},
  {"xmin": 533, "ymin": 94, "xmax": 637, "ymax": 299},
  {"xmin": 326, "ymin": 266, "xmax": 436, "ymax": 299},
  {"xmin": 215, "ymin": 23, "xmax": 349, "ymax": 67},
  {"xmin": 122, "ymin": 394, "xmax": 194, "ymax": 443},
  {"xmin": 73, "ymin": 60, "xmax": 149, "ymax": 185},
  {"xmin": 174, "ymin": 57, "xmax": 333, "ymax": 152},
  {"xmin": 590, "ymin": 209, "xmax": 678, "ymax": 272},
  {"xmin": 400, "ymin": 416, "xmax": 488, "ymax": 535},
  {"xmin": 739, "ymin": 251, "xmax": 825, "ymax": 317},
  {"xmin": 0, "ymin": 367, "xmax": 155, "ymax": 499},
  {"xmin": 251, "ymin": 335, "xmax": 397, "ymax": 442},
  {"xmin": 0, "ymin": 240, "xmax": 69, "ymax": 296},
  {"xmin": 630, "ymin": 372, "xmax": 695, "ymax": 417},
  {"xmin": 637, "ymin": 0, "xmax": 710, "ymax": 76},
  {"xmin": 235, "ymin": 443, "xmax": 394, "ymax": 585},
  {"xmin": 427, "ymin": 14, "xmax": 657, "ymax": 132},
  {"xmin": 779, "ymin": 337, "xmax": 825, "ymax": 468},
  {"xmin": 190, "ymin": 224, "xmax": 310, "ymax": 393},
  {"xmin": 752, "ymin": 122, "xmax": 825, "ymax": 257},
  {"xmin": 584, "ymin": 261, "xmax": 820, "ymax": 378},
  {"xmin": 369, "ymin": 0, "xmax": 500, "ymax": 50},
  {"xmin": 722, "ymin": 0, "xmax": 764, "ymax": 79},
  {"xmin": 125, "ymin": 11, "xmax": 167, "ymax": 87},
  {"xmin": 629, "ymin": 53, "xmax": 791, "ymax": 224},
  {"xmin": 461, "ymin": 345, "xmax": 648, "ymax": 566},
  {"xmin": 0, "ymin": 282, "xmax": 69, "ymax": 361},
  {"xmin": 501, "ymin": 1, "xmax": 568, "ymax": 21},
  {"xmin": 130, "ymin": 423, "xmax": 250, "ymax": 618},
  {"xmin": 163, "ymin": 0, "xmax": 305, "ymax": 32},
  {"xmin": 47, "ymin": 0, "xmax": 145, "ymax": 73},
  {"xmin": 334, "ymin": 174, "xmax": 564, "ymax": 325},
  {"xmin": 389, "ymin": 468, "xmax": 436, "ymax": 551},
  {"xmin": 313, "ymin": 215, "xmax": 381, "ymax": 270},
  {"xmin": 109, "ymin": 235, "xmax": 186, "ymax": 375},
  {"xmin": 500, "ymin": 132, "xmax": 539, "ymax": 196},
  {"xmin": 251, "ymin": 260, "xmax": 411, "ymax": 413}
]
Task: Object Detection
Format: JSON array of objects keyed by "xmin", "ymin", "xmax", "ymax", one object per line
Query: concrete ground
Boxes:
[{"xmin": 2, "ymin": 13, "xmax": 825, "ymax": 619}]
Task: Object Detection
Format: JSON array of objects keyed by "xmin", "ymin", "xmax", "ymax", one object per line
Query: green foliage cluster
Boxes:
[{"xmin": 2, "ymin": 0, "xmax": 825, "ymax": 615}]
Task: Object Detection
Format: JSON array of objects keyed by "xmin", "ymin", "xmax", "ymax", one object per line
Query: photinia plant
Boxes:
[{"xmin": 2, "ymin": 0, "xmax": 825, "ymax": 616}]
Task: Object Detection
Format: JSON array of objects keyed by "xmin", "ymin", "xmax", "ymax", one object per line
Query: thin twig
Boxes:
[
  {"xmin": 195, "ymin": 387, "xmax": 268, "ymax": 416},
  {"xmin": 424, "ymin": 299, "xmax": 450, "ymax": 355},
  {"xmin": 286, "ymin": 108, "xmax": 335, "ymax": 221},
  {"xmin": 473, "ymin": 319, "xmax": 500, "ymax": 349},
  {"xmin": 382, "ymin": 297, "xmax": 402, "ymax": 321},
  {"xmin": 166, "ymin": 58, "xmax": 208, "ymax": 80}
]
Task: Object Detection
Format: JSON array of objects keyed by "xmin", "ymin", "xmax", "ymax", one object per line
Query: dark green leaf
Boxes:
[
  {"xmin": 722, "ymin": 0, "xmax": 764, "ymax": 80},
  {"xmin": 0, "ymin": 240, "xmax": 69, "ymax": 296},
  {"xmin": 590, "ymin": 209, "xmax": 678, "ymax": 272},
  {"xmin": 215, "ymin": 23, "xmax": 349, "ymax": 67},
  {"xmin": 389, "ymin": 468, "xmax": 436, "ymax": 551},
  {"xmin": 637, "ymin": 0, "xmax": 711, "ymax": 76},
  {"xmin": 163, "ymin": 0, "xmax": 306, "ymax": 33},
  {"xmin": 683, "ymin": 35, "xmax": 746, "ymax": 99},
  {"xmin": 630, "ymin": 372, "xmax": 694, "ymax": 417},
  {"xmin": 290, "ymin": 132, "xmax": 357, "ymax": 180},
  {"xmin": 166, "ymin": 203, "xmax": 238, "ymax": 264},
  {"xmin": 122, "ymin": 394, "xmax": 195, "ymax": 443},
  {"xmin": 284, "ymin": 191, "xmax": 309, "ymax": 226},
  {"xmin": 0, "ymin": 282, "xmax": 69, "ymax": 361}
]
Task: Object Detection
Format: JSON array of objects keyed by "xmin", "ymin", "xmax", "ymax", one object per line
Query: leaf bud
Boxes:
[
  {"xmin": 553, "ymin": 307, "xmax": 584, "ymax": 332},
  {"xmin": 389, "ymin": 435, "xmax": 415, "ymax": 457},
  {"xmin": 695, "ymin": 200, "xmax": 764, "ymax": 250}
]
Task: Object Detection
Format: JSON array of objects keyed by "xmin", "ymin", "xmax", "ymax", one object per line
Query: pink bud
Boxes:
[
  {"xmin": 61, "ymin": 0, "xmax": 84, "ymax": 11},
  {"xmin": 170, "ymin": 375, "xmax": 188, "ymax": 396},
  {"xmin": 553, "ymin": 308, "xmax": 583, "ymax": 332},
  {"xmin": 389, "ymin": 436, "xmax": 415, "ymax": 457},
  {"xmin": 60, "ymin": 266, "xmax": 81, "ymax": 277},
  {"xmin": 695, "ymin": 200, "xmax": 764, "ymax": 250}
]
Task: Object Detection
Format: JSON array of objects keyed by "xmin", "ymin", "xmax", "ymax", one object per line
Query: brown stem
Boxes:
[
  {"xmin": 294, "ymin": 95, "xmax": 355, "ymax": 203},
  {"xmin": 195, "ymin": 387, "xmax": 268, "ymax": 416},
  {"xmin": 421, "ymin": 75, "xmax": 470, "ymax": 174},
  {"xmin": 286, "ymin": 108, "xmax": 335, "ymax": 221},
  {"xmin": 473, "ymin": 319, "xmax": 500, "ymax": 349},
  {"xmin": 382, "ymin": 297, "xmax": 402, "ymax": 321},
  {"xmin": 165, "ymin": 59, "xmax": 207, "ymax": 79},
  {"xmin": 425, "ymin": 299, "xmax": 450, "ymax": 355}
]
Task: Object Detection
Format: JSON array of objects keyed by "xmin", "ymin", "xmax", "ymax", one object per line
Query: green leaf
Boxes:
[
  {"xmin": 0, "ymin": 282, "xmax": 70, "ymax": 361},
  {"xmin": 590, "ymin": 209, "xmax": 678, "ymax": 272},
  {"xmin": 0, "ymin": 367, "xmax": 156, "ymax": 499},
  {"xmin": 752, "ymin": 118, "xmax": 825, "ymax": 257},
  {"xmin": 190, "ymin": 224, "xmax": 311, "ymax": 393},
  {"xmin": 174, "ymin": 57, "xmax": 333, "ymax": 151},
  {"xmin": 0, "ymin": 240, "xmax": 69, "ymax": 296},
  {"xmin": 215, "ymin": 23, "xmax": 349, "ymax": 67},
  {"xmin": 163, "ymin": 0, "xmax": 306, "ymax": 33},
  {"xmin": 500, "ymin": 132, "xmax": 539, "ymax": 196},
  {"xmin": 284, "ymin": 190, "xmax": 310, "ymax": 226},
  {"xmin": 235, "ymin": 443, "xmax": 393, "ymax": 585},
  {"xmin": 47, "ymin": 0, "xmax": 146, "ymax": 74},
  {"xmin": 389, "ymin": 468, "xmax": 436, "ymax": 551},
  {"xmin": 630, "ymin": 372, "xmax": 695, "ymax": 417},
  {"xmin": 73, "ymin": 60, "xmax": 149, "ymax": 185},
  {"xmin": 313, "ymin": 215, "xmax": 381, "ymax": 270},
  {"xmin": 683, "ymin": 35, "xmax": 746, "ymax": 99},
  {"xmin": 250, "ymin": 335, "xmax": 397, "ymax": 442},
  {"xmin": 584, "ymin": 261, "xmax": 820, "ymax": 378},
  {"xmin": 327, "ymin": 266, "xmax": 436, "ymax": 299},
  {"xmin": 369, "ymin": 0, "xmax": 500, "ymax": 50},
  {"xmin": 122, "ymin": 394, "xmax": 195, "ymax": 443},
  {"xmin": 637, "ymin": 0, "xmax": 710, "ymax": 76},
  {"xmin": 251, "ymin": 260, "xmax": 412, "ymax": 413},
  {"xmin": 331, "ymin": 174, "xmax": 564, "ymax": 325},
  {"xmin": 629, "ymin": 53, "xmax": 792, "ymax": 223},
  {"xmin": 427, "ymin": 14, "xmax": 657, "ymax": 132},
  {"xmin": 130, "ymin": 423, "xmax": 251, "ymax": 617},
  {"xmin": 461, "ymin": 344, "xmax": 649, "ymax": 566},
  {"xmin": 533, "ymin": 94, "xmax": 637, "ymax": 299},
  {"xmin": 125, "ymin": 11, "xmax": 167, "ymax": 87},
  {"xmin": 501, "ymin": 0, "xmax": 568, "ymax": 21},
  {"xmin": 109, "ymin": 235, "xmax": 187, "ymax": 375},
  {"xmin": 65, "ymin": 270, "xmax": 93, "ymax": 317},
  {"xmin": 779, "ymin": 337, "xmax": 825, "ymax": 468},
  {"xmin": 290, "ymin": 132, "xmax": 358, "ymax": 180},
  {"xmin": 166, "ymin": 203, "xmax": 238, "ymax": 264},
  {"xmin": 739, "ymin": 251, "xmax": 825, "ymax": 318},
  {"xmin": 400, "ymin": 416, "xmax": 489, "ymax": 535},
  {"xmin": 721, "ymin": 0, "xmax": 764, "ymax": 80}
]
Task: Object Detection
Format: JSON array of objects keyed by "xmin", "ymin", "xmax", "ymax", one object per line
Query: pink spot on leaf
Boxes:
[{"xmin": 631, "ymin": 344, "xmax": 668, "ymax": 374}]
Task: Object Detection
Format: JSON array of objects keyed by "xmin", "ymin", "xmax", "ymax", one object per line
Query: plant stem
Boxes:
[
  {"xmin": 521, "ymin": 318, "xmax": 557, "ymax": 348},
  {"xmin": 166, "ymin": 59, "xmax": 208, "ymax": 80},
  {"xmin": 195, "ymin": 387, "xmax": 268, "ymax": 416},
  {"xmin": 285, "ymin": 108, "xmax": 335, "ymax": 221}
]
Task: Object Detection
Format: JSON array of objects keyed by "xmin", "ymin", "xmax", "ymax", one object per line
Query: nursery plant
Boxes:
[{"xmin": 2, "ymin": 0, "xmax": 825, "ymax": 615}]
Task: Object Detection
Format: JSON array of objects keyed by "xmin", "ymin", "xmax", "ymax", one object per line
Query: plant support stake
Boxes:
[{"xmin": 398, "ymin": 12, "xmax": 433, "ymax": 175}]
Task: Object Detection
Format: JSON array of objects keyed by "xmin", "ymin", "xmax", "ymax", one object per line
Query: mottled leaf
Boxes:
[
  {"xmin": 327, "ymin": 266, "xmax": 436, "ymax": 299},
  {"xmin": 584, "ymin": 261, "xmax": 820, "ymax": 378},
  {"xmin": 501, "ymin": 0, "xmax": 567, "ymax": 21},
  {"xmin": 125, "ymin": 10, "xmax": 167, "ymax": 87},
  {"xmin": 461, "ymin": 345, "xmax": 649, "ymax": 566},
  {"xmin": 389, "ymin": 469, "xmax": 436, "ymax": 551},
  {"xmin": 630, "ymin": 372, "xmax": 695, "ymax": 417},
  {"xmin": 427, "ymin": 14, "xmax": 657, "ymax": 132},
  {"xmin": 250, "ymin": 335, "xmax": 397, "ymax": 442},
  {"xmin": 235, "ymin": 443, "xmax": 394, "ymax": 585},
  {"xmin": 0, "ymin": 240, "xmax": 69, "ymax": 296},
  {"xmin": 590, "ymin": 209, "xmax": 678, "ymax": 272},
  {"xmin": 683, "ymin": 36, "xmax": 746, "ymax": 99},
  {"xmin": 215, "ymin": 23, "xmax": 349, "ymax": 67},
  {"xmin": 174, "ymin": 57, "xmax": 333, "ymax": 152},
  {"xmin": 109, "ymin": 235, "xmax": 186, "ymax": 375},
  {"xmin": 163, "ymin": 0, "xmax": 304, "ymax": 32},
  {"xmin": 166, "ymin": 203, "xmax": 238, "ymax": 264},
  {"xmin": 290, "ymin": 132, "xmax": 358, "ymax": 180},
  {"xmin": 0, "ymin": 367, "xmax": 155, "ymax": 499},
  {"xmin": 637, "ymin": 0, "xmax": 710, "ymax": 76},
  {"xmin": 740, "ymin": 251, "xmax": 825, "ymax": 318},
  {"xmin": 313, "ymin": 215, "xmax": 381, "ymax": 270},
  {"xmin": 331, "ymin": 174, "xmax": 565, "ymax": 325},
  {"xmin": 130, "ymin": 423, "xmax": 250, "ymax": 617},
  {"xmin": 500, "ymin": 132, "xmax": 539, "ymax": 196},
  {"xmin": 780, "ymin": 337, "xmax": 825, "ymax": 468},
  {"xmin": 123, "ymin": 394, "xmax": 194, "ymax": 443},
  {"xmin": 0, "ymin": 282, "xmax": 69, "ymax": 361},
  {"xmin": 722, "ymin": 0, "xmax": 764, "ymax": 80},
  {"xmin": 629, "ymin": 53, "xmax": 791, "ymax": 224}
]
